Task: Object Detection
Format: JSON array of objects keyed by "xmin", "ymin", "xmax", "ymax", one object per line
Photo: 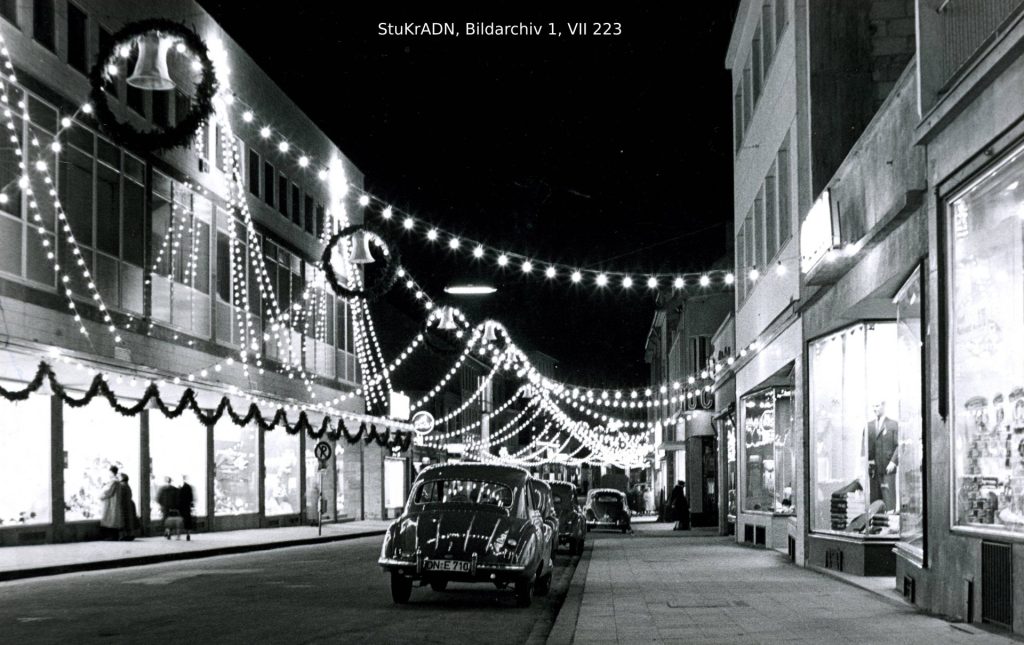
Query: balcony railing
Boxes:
[{"xmin": 939, "ymin": 0, "xmax": 1024, "ymax": 89}]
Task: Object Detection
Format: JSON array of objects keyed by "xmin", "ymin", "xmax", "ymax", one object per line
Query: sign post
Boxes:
[{"xmin": 314, "ymin": 441, "xmax": 333, "ymax": 536}]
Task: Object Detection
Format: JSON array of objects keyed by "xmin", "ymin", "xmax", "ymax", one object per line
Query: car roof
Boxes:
[
  {"xmin": 415, "ymin": 463, "xmax": 530, "ymax": 484},
  {"xmin": 588, "ymin": 488, "xmax": 625, "ymax": 496},
  {"xmin": 549, "ymin": 481, "xmax": 576, "ymax": 493}
]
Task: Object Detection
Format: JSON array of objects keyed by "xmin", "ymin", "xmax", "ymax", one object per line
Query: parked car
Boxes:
[
  {"xmin": 550, "ymin": 481, "xmax": 586, "ymax": 555},
  {"xmin": 584, "ymin": 488, "xmax": 632, "ymax": 533},
  {"xmin": 378, "ymin": 463, "xmax": 557, "ymax": 607}
]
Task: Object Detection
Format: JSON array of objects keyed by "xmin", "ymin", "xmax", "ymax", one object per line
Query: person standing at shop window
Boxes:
[
  {"xmin": 99, "ymin": 465, "xmax": 123, "ymax": 540},
  {"xmin": 866, "ymin": 401, "xmax": 899, "ymax": 512},
  {"xmin": 156, "ymin": 477, "xmax": 182, "ymax": 540},
  {"xmin": 118, "ymin": 473, "xmax": 140, "ymax": 541},
  {"xmin": 178, "ymin": 475, "xmax": 194, "ymax": 541}
]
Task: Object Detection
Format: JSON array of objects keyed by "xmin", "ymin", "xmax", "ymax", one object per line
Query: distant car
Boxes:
[
  {"xmin": 378, "ymin": 463, "xmax": 557, "ymax": 607},
  {"xmin": 550, "ymin": 481, "xmax": 586, "ymax": 555},
  {"xmin": 584, "ymin": 488, "xmax": 631, "ymax": 533}
]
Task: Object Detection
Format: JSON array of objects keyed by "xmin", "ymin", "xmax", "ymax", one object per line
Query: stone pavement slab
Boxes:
[
  {"xmin": 0, "ymin": 520, "xmax": 390, "ymax": 581},
  {"xmin": 570, "ymin": 530, "xmax": 1018, "ymax": 644}
]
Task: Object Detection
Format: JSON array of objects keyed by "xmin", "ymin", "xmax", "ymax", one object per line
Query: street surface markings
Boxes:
[
  {"xmin": 16, "ymin": 617, "xmax": 53, "ymax": 622},
  {"xmin": 123, "ymin": 568, "xmax": 262, "ymax": 585}
]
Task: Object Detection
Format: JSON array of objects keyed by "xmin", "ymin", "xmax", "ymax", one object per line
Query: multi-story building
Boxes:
[
  {"xmin": 0, "ymin": 1, "xmax": 404, "ymax": 545},
  {"xmin": 726, "ymin": 0, "xmax": 915, "ymax": 564},
  {"xmin": 644, "ymin": 269, "xmax": 732, "ymax": 524}
]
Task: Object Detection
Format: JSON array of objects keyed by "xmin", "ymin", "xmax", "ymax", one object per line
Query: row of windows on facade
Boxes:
[
  {"xmin": 733, "ymin": 0, "xmax": 789, "ymax": 153},
  {"xmin": 737, "ymin": 129, "xmax": 793, "ymax": 304},
  {"xmin": 0, "ymin": 85, "xmax": 358, "ymax": 382},
  {"xmin": 1, "ymin": 0, "xmax": 332, "ymax": 243}
]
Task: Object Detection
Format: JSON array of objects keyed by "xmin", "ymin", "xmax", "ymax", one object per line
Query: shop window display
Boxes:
[
  {"xmin": 896, "ymin": 268, "xmax": 925, "ymax": 552},
  {"xmin": 950, "ymin": 145, "xmax": 1024, "ymax": 533},
  {"xmin": 724, "ymin": 416, "xmax": 737, "ymax": 519},
  {"xmin": 264, "ymin": 429, "xmax": 299, "ymax": 516},
  {"xmin": 63, "ymin": 403, "xmax": 140, "ymax": 522},
  {"xmin": 0, "ymin": 389, "xmax": 51, "ymax": 526},
  {"xmin": 385, "ymin": 457, "xmax": 407, "ymax": 510},
  {"xmin": 741, "ymin": 388, "xmax": 795, "ymax": 513},
  {"xmin": 149, "ymin": 413, "xmax": 207, "ymax": 521},
  {"xmin": 809, "ymin": 322, "xmax": 899, "ymax": 535},
  {"xmin": 213, "ymin": 421, "xmax": 258, "ymax": 515}
]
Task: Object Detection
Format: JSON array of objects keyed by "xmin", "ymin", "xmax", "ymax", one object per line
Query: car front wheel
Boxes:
[
  {"xmin": 390, "ymin": 572, "xmax": 412, "ymax": 604},
  {"xmin": 430, "ymin": 579, "xmax": 448, "ymax": 592}
]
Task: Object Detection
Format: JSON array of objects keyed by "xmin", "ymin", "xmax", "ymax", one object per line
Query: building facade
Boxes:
[{"xmin": 0, "ymin": 0, "xmax": 404, "ymax": 545}]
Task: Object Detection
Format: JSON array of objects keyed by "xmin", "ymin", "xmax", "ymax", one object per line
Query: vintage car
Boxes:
[
  {"xmin": 379, "ymin": 463, "xmax": 557, "ymax": 607},
  {"xmin": 584, "ymin": 487, "xmax": 632, "ymax": 533},
  {"xmin": 549, "ymin": 481, "xmax": 586, "ymax": 555}
]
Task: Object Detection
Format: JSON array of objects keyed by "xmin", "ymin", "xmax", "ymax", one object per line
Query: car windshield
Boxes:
[{"xmin": 414, "ymin": 479, "xmax": 514, "ymax": 508}]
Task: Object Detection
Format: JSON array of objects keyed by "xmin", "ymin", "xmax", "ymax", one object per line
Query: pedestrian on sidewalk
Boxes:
[
  {"xmin": 156, "ymin": 477, "xmax": 183, "ymax": 539},
  {"xmin": 670, "ymin": 480, "xmax": 690, "ymax": 531},
  {"xmin": 118, "ymin": 473, "xmax": 140, "ymax": 541},
  {"xmin": 178, "ymin": 474, "xmax": 194, "ymax": 541},
  {"xmin": 643, "ymin": 485, "xmax": 655, "ymax": 516},
  {"xmin": 99, "ymin": 465, "xmax": 123, "ymax": 540}
]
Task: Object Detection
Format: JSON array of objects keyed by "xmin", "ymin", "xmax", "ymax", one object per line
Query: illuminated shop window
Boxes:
[
  {"xmin": 264, "ymin": 429, "xmax": 299, "ymax": 515},
  {"xmin": 949, "ymin": 144, "xmax": 1024, "ymax": 534},
  {"xmin": 149, "ymin": 413, "xmax": 207, "ymax": 521},
  {"xmin": 809, "ymin": 322, "xmax": 900, "ymax": 535},
  {"xmin": 0, "ymin": 388, "xmax": 51, "ymax": 526},
  {"xmin": 213, "ymin": 421, "xmax": 258, "ymax": 515},
  {"xmin": 63, "ymin": 403, "xmax": 140, "ymax": 522},
  {"xmin": 895, "ymin": 267, "xmax": 924, "ymax": 553},
  {"xmin": 740, "ymin": 387, "xmax": 795, "ymax": 514}
]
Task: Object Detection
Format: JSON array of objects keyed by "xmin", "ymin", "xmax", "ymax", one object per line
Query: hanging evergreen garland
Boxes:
[
  {"xmin": 321, "ymin": 223, "xmax": 400, "ymax": 301},
  {"xmin": 88, "ymin": 19, "xmax": 217, "ymax": 152},
  {"xmin": 0, "ymin": 362, "xmax": 412, "ymax": 451}
]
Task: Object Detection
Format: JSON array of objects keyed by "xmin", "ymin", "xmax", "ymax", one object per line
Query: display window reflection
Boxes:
[
  {"xmin": 809, "ymin": 322, "xmax": 900, "ymax": 536},
  {"xmin": 895, "ymin": 268, "xmax": 925, "ymax": 552},
  {"xmin": 741, "ymin": 388, "xmax": 795, "ymax": 513},
  {"xmin": 213, "ymin": 421, "xmax": 258, "ymax": 515},
  {"xmin": 949, "ymin": 144, "xmax": 1024, "ymax": 534},
  {"xmin": 149, "ymin": 413, "xmax": 207, "ymax": 521},
  {"xmin": 264, "ymin": 429, "xmax": 299, "ymax": 515},
  {"xmin": 63, "ymin": 403, "xmax": 140, "ymax": 522},
  {"xmin": 0, "ymin": 388, "xmax": 51, "ymax": 526},
  {"xmin": 725, "ymin": 415, "xmax": 737, "ymax": 518}
]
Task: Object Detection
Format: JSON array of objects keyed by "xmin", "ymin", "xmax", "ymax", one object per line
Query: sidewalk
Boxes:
[
  {"xmin": 0, "ymin": 520, "xmax": 391, "ymax": 582},
  {"xmin": 567, "ymin": 523, "xmax": 1018, "ymax": 644}
]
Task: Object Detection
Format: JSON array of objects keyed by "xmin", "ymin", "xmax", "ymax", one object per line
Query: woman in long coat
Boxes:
[
  {"xmin": 99, "ymin": 467, "xmax": 124, "ymax": 539},
  {"xmin": 118, "ymin": 474, "xmax": 140, "ymax": 540},
  {"xmin": 670, "ymin": 481, "xmax": 690, "ymax": 530}
]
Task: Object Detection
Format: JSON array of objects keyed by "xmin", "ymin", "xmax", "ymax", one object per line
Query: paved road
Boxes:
[{"xmin": 0, "ymin": 535, "xmax": 580, "ymax": 645}]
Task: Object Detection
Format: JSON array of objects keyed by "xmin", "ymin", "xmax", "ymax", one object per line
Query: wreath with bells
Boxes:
[
  {"xmin": 321, "ymin": 223, "xmax": 400, "ymax": 301},
  {"xmin": 88, "ymin": 19, "xmax": 217, "ymax": 152}
]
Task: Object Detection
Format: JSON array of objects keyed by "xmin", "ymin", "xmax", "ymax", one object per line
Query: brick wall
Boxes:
[{"xmin": 869, "ymin": 0, "xmax": 917, "ymax": 106}]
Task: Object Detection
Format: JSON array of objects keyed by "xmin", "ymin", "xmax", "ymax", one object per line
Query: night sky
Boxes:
[{"xmin": 200, "ymin": 3, "xmax": 739, "ymax": 388}]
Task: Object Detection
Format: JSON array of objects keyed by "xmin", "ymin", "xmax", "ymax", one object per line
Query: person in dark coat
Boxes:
[
  {"xmin": 670, "ymin": 481, "xmax": 690, "ymax": 531},
  {"xmin": 117, "ymin": 473, "xmax": 140, "ymax": 541},
  {"xmin": 178, "ymin": 475, "xmax": 194, "ymax": 541},
  {"xmin": 156, "ymin": 477, "xmax": 182, "ymax": 539}
]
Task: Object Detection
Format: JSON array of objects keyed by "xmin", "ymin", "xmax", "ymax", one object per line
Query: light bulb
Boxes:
[
  {"xmin": 382, "ymin": 206, "xmax": 393, "ymax": 219},
  {"xmin": 775, "ymin": 262, "xmax": 787, "ymax": 275},
  {"xmin": 545, "ymin": 266, "xmax": 556, "ymax": 278},
  {"xmin": 427, "ymin": 229, "xmax": 438, "ymax": 241},
  {"xmin": 748, "ymin": 268, "xmax": 760, "ymax": 281},
  {"xmin": 242, "ymin": 111, "xmax": 254, "ymax": 123},
  {"xmin": 473, "ymin": 245, "xmax": 484, "ymax": 258},
  {"xmin": 260, "ymin": 127, "xmax": 271, "ymax": 138},
  {"xmin": 724, "ymin": 272, "xmax": 735, "ymax": 285},
  {"xmin": 673, "ymin": 277, "xmax": 684, "ymax": 289},
  {"xmin": 403, "ymin": 217, "xmax": 414, "ymax": 229},
  {"xmin": 298, "ymin": 156, "xmax": 309, "ymax": 167},
  {"xmin": 622, "ymin": 276, "xmax": 633, "ymax": 288},
  {"xmin": 699, "ymin": 274, "xmax": 710, "ymax": 287},
  {"xmin": 317, "ymin": 169, "xmax": 328, "ymax": 181},
  {"xmin": 596, "ymin": 274, "xmax": 608, "ymax": 287},
  {"xmin": 448, "ymin": 237, "xmax": 460, "ymax": 250},
  {"xmin": 358, "ymin": 195, "xmax": 370, "ymax": 206},
  {"xmin": 497, "ymin": 254, "xmax": 508, "ymax": 266},
  {"xmin": 521, "ymin": 260, "xmax": 533, "ymax": 273},
  {"xmin": 646, "ymin": 276, "xmax": 657, "ymax": 289}
]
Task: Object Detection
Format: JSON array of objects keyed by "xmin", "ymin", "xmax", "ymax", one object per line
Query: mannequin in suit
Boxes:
[{"xmin": 866, "ymin": 401, "xmax": 899, "ymax": 512}]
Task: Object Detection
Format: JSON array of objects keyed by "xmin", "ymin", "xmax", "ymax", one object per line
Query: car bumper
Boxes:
[
  {"xmin": 378, "ymin": 557, "xmax": 528, "ymax": 582},
  {"xmin": 586, "ymin": 519, "xmax": 628, "ymax": 528}
]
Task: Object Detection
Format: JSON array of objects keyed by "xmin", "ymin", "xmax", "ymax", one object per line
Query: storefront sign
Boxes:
[
  {"xmin": 411, "ymin": 410, "xmax": 435, "ymax": 435},
  {"xmin": 800, "ymin": 189, "xmax": 838, "ymax": 273}
]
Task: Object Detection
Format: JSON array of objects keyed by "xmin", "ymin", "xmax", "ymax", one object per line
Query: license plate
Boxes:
[{"xmin": 424, "ymin": 559, "xmax": 471, "ymax": 572}]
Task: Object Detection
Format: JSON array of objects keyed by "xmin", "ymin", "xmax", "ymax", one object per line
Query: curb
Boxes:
[
  {"xmin": 0, "ymin": 529, "xmax": 386, "ymax": 582},
  {"xmin": 546, "ymin": 542, "xmax": 592, "ymax": 645},
  {"xmin": 808, "ymin": 564, "xmax": 914, "ymax": 611}
]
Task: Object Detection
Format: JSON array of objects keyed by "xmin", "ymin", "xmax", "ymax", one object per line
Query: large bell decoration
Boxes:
[
  {"xmin": 482, "ymin": 321, "xmax": 498, "ymax": 343},
  {"xmin": 349, "ymin": 229, "xmax": 376, "ymax": 264},
  {"xmin": 438, "ymin": 306, "xmax": 458, "ymax": 331},
  {"xmin": 127, "ymin": 33, "xmax": 174, "ymax": 91}
]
